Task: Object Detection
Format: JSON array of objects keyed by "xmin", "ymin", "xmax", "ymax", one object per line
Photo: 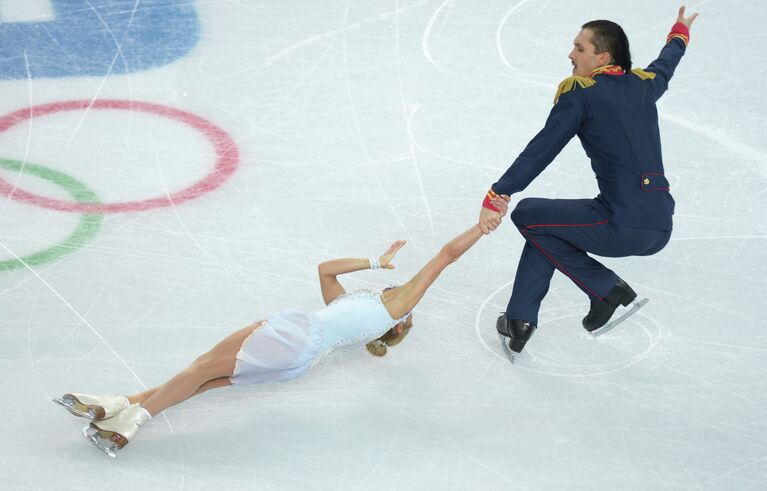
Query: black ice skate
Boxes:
[
  {"xmin": 583, "ymin": 279, "xmax": 648, "ymax": 336},
  {"xmin": 496, "ymin": 315, "xmax": 536, "ymax": 362}
]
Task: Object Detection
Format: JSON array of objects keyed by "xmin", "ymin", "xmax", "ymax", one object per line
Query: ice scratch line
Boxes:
[
  {"xmin": 0, "ymin": 242, "xmax": 148, "ymax": 388},
  {"xmin": 341, "ymin": 3, "xmax": 421, "ymax": 256},
  {"xmin": 361, "ymin": 365, "xmax": 527, "ymax": 489},
  {"xmin": 401, "ymin": 109, "xmax": 433, "ymax": 233},
  {"xmin": 496, "ymin": 0, "xmax": 533, "ymax": 72},
  {"xmin": 631, "ymin": 280, "xmax": 760, "ymax": 322},
  {"xmin": 396, "ymin": 2, "xmax": 433, "ymax": 233},
  {"xmin": 495, "ymin": 0, "xmax": 550, "ymax": 89},
  {"xmin": 659, "ymin": 111, "xmax": 767, "ymax": 178},
  {"xmin": 685, "ymin": 339, "xmax": 767, "ymax": 353},
  {"xmin": 0, "ymin": 213, "xmax": 144, "ymax": 298},
  {"xmin": 634, "ymin": 0, "xmax": 712, "ymax": 38},
  {"xmin": 65, "ymin": 0, "xmax": 139, "ymax": 147},
  {"xmin": 474, "ymin": 280, "xmax": 663, "ymax": 377},
  {"xmin": 0, "ymin": 51, "xmax": 33, "ymax": 217},
  {"xmin": 474, "ymin": 279, "xmax": 515, "ymax": 363},
  {"xmin": 696, "ymin": 454, "xmax": 767, "ymax": 488},
  {"xmin": 422, "ymin": 0, "xmax": 451, "ymax": 67},
  {"xmin": 262, "ymin": 0, "xmax": 426, "ymax": 66},
  {"xmin": 254, "ymin": 41, "xmax": 337, "ymax": 129},
  {"xmin": 154, "ymin": 155, "xmax": 269, "ymax": 313},
  {"xmin": 576, "ymin": 377, "xmax": 760, "ymax": 448},
  {"xmin": 410, "ymin": 132, "xmax": 500, "ymax": 171},
  {"xmin": 263, "ymin": 22, "xmax": 360, "ymax": 66},
  {"xmin": 0, "ymin": 456, "xmax": 41, "ymax": 490},
  {"xmin": 665, "ymin": 443, "xmax": 701, "ymax": 487},
  {"xmin": 350, "ymin": 400, "xmax": 404, "ymax": 490},
  {"xmin": 655, "ymin": 358, "xmax": 767, "ymax": 411},
  {"xmin": 226, "ymin": 35, "xmax": 338, "ymax": 148},
  {"xmin": 65, "ymin": 277, "xmax": 183, "ymax": 371}
]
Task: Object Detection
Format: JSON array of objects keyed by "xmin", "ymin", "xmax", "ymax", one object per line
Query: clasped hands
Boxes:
[{"xmin": 479, "ymin": 194, "xmax": 511, "ymax": 235}]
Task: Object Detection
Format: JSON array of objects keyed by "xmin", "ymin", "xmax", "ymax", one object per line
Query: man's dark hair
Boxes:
[{"xmin": 582, "ymin": 20, "xmax": 632, "ymax": 72}]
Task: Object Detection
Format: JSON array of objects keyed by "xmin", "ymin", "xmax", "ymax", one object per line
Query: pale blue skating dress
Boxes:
[{"xmin": 230, "ymin": 289, "xmax": 408, "ymax": 385}]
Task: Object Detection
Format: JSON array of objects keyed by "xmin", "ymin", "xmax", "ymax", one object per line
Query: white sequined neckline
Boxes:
[{"xmin": 312, "ymin": 288, "xmax": 397, "ymax": 367}]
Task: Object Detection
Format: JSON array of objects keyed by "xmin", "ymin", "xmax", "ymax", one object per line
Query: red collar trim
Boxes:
[{"xmin": 588, "ymin": 64, "xmax": 625, "ymax": 77}]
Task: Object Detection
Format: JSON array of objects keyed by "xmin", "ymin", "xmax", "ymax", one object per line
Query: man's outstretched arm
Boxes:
[{"xmin": 643, "ymin": 6, "xmax": 699, "ymax": 100}]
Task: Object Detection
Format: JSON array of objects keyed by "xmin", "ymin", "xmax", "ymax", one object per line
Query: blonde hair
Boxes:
[{"xmin": 365, "ymin": 314, "xmax": 413, "ymax": 356}]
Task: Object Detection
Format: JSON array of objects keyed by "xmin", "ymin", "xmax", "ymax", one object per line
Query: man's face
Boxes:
[{"xmin": 568, "ymin": 29, "xmax": 610, "ymax": 76}]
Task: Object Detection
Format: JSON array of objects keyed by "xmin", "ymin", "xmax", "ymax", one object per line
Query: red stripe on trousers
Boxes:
[{"xmin": 520, "ymin": 219, "xmax": 609, "ymax": 300}]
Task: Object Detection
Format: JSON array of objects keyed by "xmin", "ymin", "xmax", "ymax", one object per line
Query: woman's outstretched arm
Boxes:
[
  {"xmin": 384, "ymin": 196, "xmax": 510, "ymax": 318},
  {"xmin": 318, "ymin": 241, "xmax": 406, "ymax": 305}
]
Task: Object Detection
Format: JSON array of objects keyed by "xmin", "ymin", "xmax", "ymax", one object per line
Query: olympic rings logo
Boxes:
[{"xmin": 0, "ymin": 99, "xmax": 240, "ymax": 271}]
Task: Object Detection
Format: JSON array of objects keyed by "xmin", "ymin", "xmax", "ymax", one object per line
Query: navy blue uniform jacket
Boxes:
[{"xmin": 491, "ymin": 33, "xmax": 688, "ymax": 231}]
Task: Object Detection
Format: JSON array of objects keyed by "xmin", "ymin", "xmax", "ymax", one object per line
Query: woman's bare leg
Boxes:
[
  {"xmin": 127, "ymin": 388, "xmax": 156, "ymax": 405},
  {"xmin": 127, "ymin": 377, "xmax": 232, "ymax": 405},
  {"xmin": 137, "ymin": 321, "xmax": 263, "ymax": 417}
]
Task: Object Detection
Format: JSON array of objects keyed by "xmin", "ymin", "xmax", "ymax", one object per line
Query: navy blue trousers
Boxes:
[{"xmin": 506, "ymin": 198, "xmax": 671, "ymax": 325}]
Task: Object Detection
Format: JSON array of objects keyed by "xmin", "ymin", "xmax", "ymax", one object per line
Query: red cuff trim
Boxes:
[
  {"xmin": 670, "ymin": 22, "xmax": 690, "ymax": 37},
  {"xmin": 667, "ymin": 22, "xmax": 690, "ymax": 46},
  {"xmin": 482, "ymin": 189, "xmax": 500, "ymax": 212}
]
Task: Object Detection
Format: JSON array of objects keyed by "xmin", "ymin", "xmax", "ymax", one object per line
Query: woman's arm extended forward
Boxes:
[{"xmin": 385, "ymin": 196, "xmax": 510, "ymax": 318}]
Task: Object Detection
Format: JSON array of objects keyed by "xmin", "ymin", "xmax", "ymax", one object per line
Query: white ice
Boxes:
[{"xmin": 1, "ymin": 1, "xmax": 766, "ymax": 490}]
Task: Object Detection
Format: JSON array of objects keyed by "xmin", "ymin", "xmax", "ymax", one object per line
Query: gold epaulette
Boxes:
[
  {"xmin": 554, "ymin": 76, "xmax": 595, "ymax": 104},
  {"xmin": 631, "ymin": 68, "xmax": 657, "ymax": 80}
]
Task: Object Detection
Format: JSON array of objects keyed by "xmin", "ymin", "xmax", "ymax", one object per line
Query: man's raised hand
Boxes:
[{"xmin": 677, "ymin": 5, "xmax": 699, "ymax": 29}]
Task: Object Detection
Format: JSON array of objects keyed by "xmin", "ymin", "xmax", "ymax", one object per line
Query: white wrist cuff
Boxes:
[{"xmin": 369, "ymin": 257, "xmax": 381, "ymax": 270}]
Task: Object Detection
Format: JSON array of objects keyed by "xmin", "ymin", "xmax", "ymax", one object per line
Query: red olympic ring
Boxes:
[{"xmin": 0, "ymin": 100, "xmax": 239, "ymax": 213}]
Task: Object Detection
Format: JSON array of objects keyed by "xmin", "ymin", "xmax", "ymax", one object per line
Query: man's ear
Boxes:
[
  {"xmin": 395, "ymin": 323, "xmax": 403, "ymax": 334},
  {"xmin": 597, "ymin": 51, "xmax": 612, "ymax": 66}
]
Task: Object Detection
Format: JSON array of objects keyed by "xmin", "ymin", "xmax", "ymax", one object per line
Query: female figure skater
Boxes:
[{"xmin": 55, "ymin": 196, "xmax": 510, "ymax": 457}]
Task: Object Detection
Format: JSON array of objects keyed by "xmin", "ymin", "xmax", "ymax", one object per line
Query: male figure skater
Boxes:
[{"xmin": 480, "ymin": 6, "xmax": 699, "ymax": 353}]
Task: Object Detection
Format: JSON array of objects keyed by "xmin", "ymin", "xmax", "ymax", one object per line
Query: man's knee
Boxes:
[{"xmin": 510, "ymin": 198, "xmax": 539, "ymax": 228}]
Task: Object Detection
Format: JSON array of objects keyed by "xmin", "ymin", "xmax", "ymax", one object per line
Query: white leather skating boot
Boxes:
[
  {"xmin": 82, "ymin": 404, "xmax": 151, "ymax": 458},
  {"xmin": 53, "ymin": 393, "xmax": 130, "ymax": 420}
]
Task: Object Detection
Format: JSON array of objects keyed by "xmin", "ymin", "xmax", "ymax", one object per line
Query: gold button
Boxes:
[{"xmin": 643, "ymin": 178, "xmax": 650, "ymax": 185}]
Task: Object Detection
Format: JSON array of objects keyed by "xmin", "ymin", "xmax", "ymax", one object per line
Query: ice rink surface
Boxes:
[{"xmin": 1, "ymin": 1, "xmax": 765, "ymax": 489}]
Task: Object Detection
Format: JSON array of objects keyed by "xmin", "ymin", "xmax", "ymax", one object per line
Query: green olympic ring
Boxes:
[{"xmin": 0, "ymin": 159, "xmax": 103, "ymax": 271}]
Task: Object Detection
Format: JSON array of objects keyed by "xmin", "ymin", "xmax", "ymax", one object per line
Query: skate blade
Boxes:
[
  {"xmin": 497, "ymin": 333, "xmax": 515, "ymax": 364},
  {"xmin": 82, "ymin": 425, "xmax": 118, "ymax": 458},
  {"xmin": 52, "ymin": 397, "xmax": 94, "ymax": 419},
  {"xmin": 591, "ymin": 298, "xmax": 649, "ymax": 337}
]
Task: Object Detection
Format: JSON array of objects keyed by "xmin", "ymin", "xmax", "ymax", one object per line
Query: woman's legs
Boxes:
[
  {"xmin": 127, "ymin": 377, "xmax": 232, "ymax": 406},
  {"xmin": 134, "ymin": 321, "xmax": 263, "ymax": 417}
]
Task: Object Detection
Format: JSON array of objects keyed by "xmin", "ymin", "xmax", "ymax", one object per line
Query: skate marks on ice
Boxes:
[
  {"xmin": 505, "ymin": 311, "xmax": 661, "ymax": 377},
  {"xmin": 475, "ymin": 282, "xmax": 663, "ymax": 377}
]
